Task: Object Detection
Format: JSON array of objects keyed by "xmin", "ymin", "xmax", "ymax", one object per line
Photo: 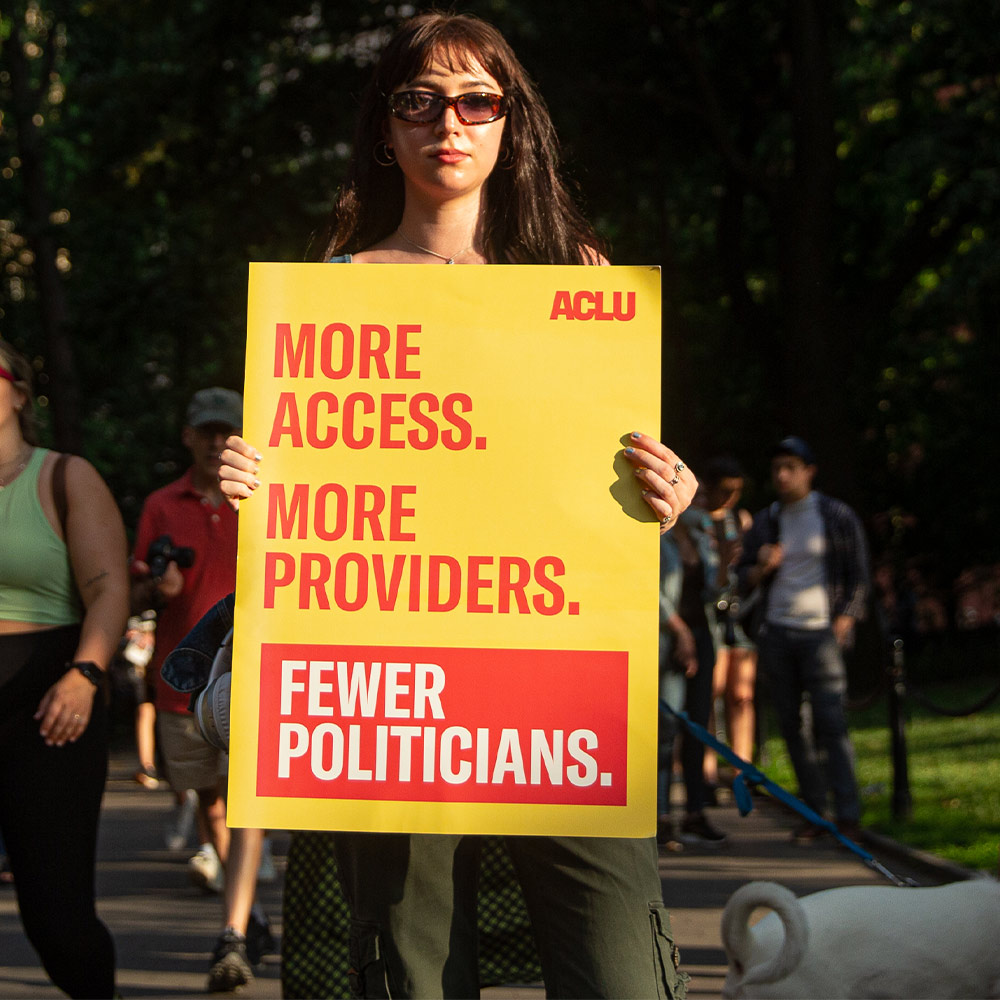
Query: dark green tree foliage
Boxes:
[
  {"xmin": 1, "ymin": 0, "xmax": 998, "ymax": 586},
  {"xmin": 1, "ymin": 0, "xmax": 404, "ymax": 525},
  {"xmin": 835, "ymin": 0, "xmax": 1000, "ymax": 573}
]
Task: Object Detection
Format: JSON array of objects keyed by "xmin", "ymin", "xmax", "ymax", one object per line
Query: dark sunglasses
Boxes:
[{"xmin": 387, "ymin": 90, "xmax": 507, "ymax": 126}]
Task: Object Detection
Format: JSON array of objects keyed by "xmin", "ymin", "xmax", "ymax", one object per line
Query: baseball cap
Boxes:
[
  {"xmin": 771, "ymin": 436, "xmax": 816, "ymax": 465},
  {"xmin": 186, "ymin": 387, "xmax": 243, "ymax": 429}
]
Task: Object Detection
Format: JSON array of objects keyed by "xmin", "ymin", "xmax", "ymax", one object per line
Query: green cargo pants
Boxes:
[{"xmin": 334, "ymin": 831, "xmax": 688, "ymax": 999}]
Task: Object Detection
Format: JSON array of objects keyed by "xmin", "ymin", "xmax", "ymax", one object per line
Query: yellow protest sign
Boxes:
[{"xmin": 227, "ymin": 263, "xmax": 661, "ymax": 837}]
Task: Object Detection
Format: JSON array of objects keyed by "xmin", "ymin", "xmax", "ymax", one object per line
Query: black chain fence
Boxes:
[{"xmin": 846, "ymin": 632, "xmax": 1000, "ymax": 818}]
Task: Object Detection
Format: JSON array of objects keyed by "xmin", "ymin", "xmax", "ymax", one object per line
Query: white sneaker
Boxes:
[
  {"xmin": 189, "ymin": 843, "xmax": 224, "ymax": 893},
  {"xmin": 164, "ymin": 789, "xmax": 198, "ymax": 852},
  {"xmin": 256, "ymin": 837, "xmax": 277, "ymax": 884}
]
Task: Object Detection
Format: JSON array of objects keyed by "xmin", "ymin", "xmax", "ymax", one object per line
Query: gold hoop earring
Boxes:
[{"xmin": 373, "ymin": 141, "xmax": 397, "ymax": 166}]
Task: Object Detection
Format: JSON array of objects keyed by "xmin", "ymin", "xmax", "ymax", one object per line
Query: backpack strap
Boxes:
[{"xmin": 52, "ymin": 452, "xmax": 70, "ymax": 536}]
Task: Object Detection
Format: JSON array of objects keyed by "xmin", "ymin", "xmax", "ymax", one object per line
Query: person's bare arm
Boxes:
[{"xmin": 35, "ymin": 457, "xmax": 129, "ymax": 746}]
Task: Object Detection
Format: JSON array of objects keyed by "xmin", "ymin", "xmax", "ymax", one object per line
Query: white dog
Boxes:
[{"xmin": 721, "ymin": 879, "xmax": 1000, "ymax": 999}]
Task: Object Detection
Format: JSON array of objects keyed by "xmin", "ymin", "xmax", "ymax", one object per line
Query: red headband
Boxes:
[{"xmin": 0, "ymin": 363, "xmax": 17, "ymax": 384}]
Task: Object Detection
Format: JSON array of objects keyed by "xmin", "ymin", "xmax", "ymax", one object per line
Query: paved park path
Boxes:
[{"xmin": 1, "ymin": 748, "xmax": 971, "ymax": 999}]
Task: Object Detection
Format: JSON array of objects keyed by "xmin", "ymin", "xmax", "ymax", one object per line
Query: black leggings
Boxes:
[{"xmin": 0, "ymin": 626, "xmax": 115, "ymax": 998}]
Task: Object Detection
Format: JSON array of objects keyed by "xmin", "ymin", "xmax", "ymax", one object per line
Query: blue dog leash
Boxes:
[{"xmin": 660, "ymin": 700, "xmax": 915, "ymax": 887}]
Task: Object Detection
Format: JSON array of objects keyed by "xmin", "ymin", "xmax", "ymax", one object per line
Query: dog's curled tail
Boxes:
[{"xmin": 721, "ymin": 881, "xmax": 809, "ymax": 988}]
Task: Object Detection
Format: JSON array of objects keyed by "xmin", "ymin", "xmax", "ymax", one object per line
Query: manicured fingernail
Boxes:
[
  {"xmin": 253, "ymin": 452, "xmax": 262, "ymax": 462},
  {"xmin": 251, "ymin": 479, "xmax": 260, "ymax": 490},
  {"xmin": 631, "ymin": 431, "xmax": 641, "ymax": 439},
  {"xmin": 625, "ymin": 447, "xmax": 635, "ymax": 455}
]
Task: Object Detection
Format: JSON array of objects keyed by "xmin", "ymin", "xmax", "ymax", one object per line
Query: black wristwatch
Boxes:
[{"xmin": 69, "ymin": 661, "xmax": 105, "ymax": 687}]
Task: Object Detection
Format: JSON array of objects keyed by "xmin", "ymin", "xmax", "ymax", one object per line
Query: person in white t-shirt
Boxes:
[{"xmin": 738, "ymin": 437, "xmax": 871, "ymax": 843}]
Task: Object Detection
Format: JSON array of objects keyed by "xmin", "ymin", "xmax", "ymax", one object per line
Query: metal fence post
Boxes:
[{"xmin": 888, "ymin": 637, "xmax": 912, "ymax": 819}]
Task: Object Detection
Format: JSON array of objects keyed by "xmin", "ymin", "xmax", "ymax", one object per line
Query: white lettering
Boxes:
[
  {"xmin": 347, "ymin": 723, "xmax": 372, "ymax": 779},
  {"xmin": 440, "ymin": 726, "xmax": 472, "ymax": 783},
  {"xmin": 492, "ymin": 728, "xmax": 527, "ymax": 784},
  {"xmin": 567, "ymin": 729, "xmax": 598, "ymax": 786},
  {"xmin": 280, "ymin": 660, "xmax": 307, "ymax": 715},
  {"xmin": 307, "ymin": 660, "xmax": 335, "ymax": 716},
  {"xmin": 476, "ymin": 727, "xmax": 490, "ymax": 783},
  {"xmin": 530, "ymin": 729, "xmax": 563, "ymax": 785},
  {"xmin": 422, "ymin": 726, "xmax": 436, "ymax": 781},
  {"xmin": 391, "ymin": 725, "xmax": 421, "ymax": 781},
  {"xmin": 413, "ymin": 662, "xmax": 445, "ymax": 719},
  {"xmin": 278, "ymin": 722, "xmax": 309, "ymax": 777},
  {"xmin": 337, "ymin": 660, "xmax": 381, "ymax": 717},
  {"xmin": 311, "ymin": 723, "xmax": 344, "ymax": 779},
  {"xmin": 375, "ymin": 725, "xmax": 388, "ymax": 781},
  {"xmin": 384, "ymin": 662, "xmax": 410, "ymax": 718}
]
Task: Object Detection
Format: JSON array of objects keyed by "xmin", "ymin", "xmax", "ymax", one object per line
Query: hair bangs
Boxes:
[{"xmin": 378, "ymin": 15, "xmax": 518, "ymax": 94}]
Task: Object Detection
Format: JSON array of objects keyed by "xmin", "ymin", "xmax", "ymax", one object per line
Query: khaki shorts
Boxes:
[{"xmin": 157, "ymin": 711, "xmax": 228, "ymax": 792}]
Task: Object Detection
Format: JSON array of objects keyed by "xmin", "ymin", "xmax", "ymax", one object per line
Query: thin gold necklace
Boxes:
[
  {"xmin": 396, "ymin": 228, "xmax": 475, "ymax": 265},
  {"xmin": 0, "ymin": 443, "xmax": 32, "ymax": 490}
]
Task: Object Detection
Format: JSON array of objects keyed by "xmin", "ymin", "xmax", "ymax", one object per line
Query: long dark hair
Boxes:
[{"xmin": 312, "ymin": 12, "xmax": 607, "ymax": 264}]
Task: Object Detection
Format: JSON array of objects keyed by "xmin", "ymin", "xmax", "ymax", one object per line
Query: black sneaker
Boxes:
[
  {"xmin": 678, "ymin": 812, "xmax": 728, "ymax": 846},
  {"xmin": 207, "ymin": 930, "xmax": 253, "ymax": 992},
  {"xmin": 246, "ymin": 911, "xmax": 276, "ymax": 966}
]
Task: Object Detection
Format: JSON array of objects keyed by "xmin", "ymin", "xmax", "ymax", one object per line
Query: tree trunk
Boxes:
[
  {"xmin": 5, "ymin": 9, "xmax": 82, "ymax": 452},
  {"xmin": 774, "ymin": 1, "xmax": 856, "ymax": 501}
]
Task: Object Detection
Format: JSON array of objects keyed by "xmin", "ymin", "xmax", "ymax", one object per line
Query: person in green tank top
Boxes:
[{"xmin": 0, "ymin": 340, "xmax": 129, "ymax": 998}]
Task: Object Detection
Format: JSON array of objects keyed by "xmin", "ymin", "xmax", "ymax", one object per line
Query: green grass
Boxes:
[{"xmin": 757, "ymin": 675, "xmax": 1000, "ymax": 873}]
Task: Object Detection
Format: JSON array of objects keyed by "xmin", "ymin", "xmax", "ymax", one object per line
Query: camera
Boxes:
[{"xmin": 147, "ymin": 534, "xmax": 196, "ymax": 579}]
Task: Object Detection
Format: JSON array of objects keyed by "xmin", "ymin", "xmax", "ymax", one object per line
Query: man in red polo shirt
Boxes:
[{"xmin": 132, "ymin": 387, "xmax": 241, "ymax": 890}]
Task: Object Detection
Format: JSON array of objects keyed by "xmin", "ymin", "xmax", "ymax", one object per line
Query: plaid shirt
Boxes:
[{"xmin": 737, "ymin": 492, "xmax": 871, "ymax": 623}]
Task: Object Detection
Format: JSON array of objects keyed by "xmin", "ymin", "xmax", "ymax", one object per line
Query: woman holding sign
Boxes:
[{"xmin": 221, "ymin": 12, "xmax": 694, "ymax": 999}]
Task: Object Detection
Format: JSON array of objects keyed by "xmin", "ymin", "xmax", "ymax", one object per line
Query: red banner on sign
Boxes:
[{"xmin": 255, "ymin": 643, "xmax": 628, "ymax": 806}]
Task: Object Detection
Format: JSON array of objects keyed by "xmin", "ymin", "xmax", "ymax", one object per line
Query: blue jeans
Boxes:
[{"xmin": 758, "ymin": 623, "xmax": 860, "ymax": 823}]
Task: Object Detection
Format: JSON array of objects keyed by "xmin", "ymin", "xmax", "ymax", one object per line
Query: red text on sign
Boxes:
[
  {"xmin": 263, "ymin": 551, "xmax": 573, "ymax": 615},
  {"xmin": 274, "ymin": 322, "xmax": 421, "ymax": 379},
  {"xmin": 266, "ymin": 482, "xmax": 416, "ymax": 542},
  {"xmin": 267, "ymin": 391, "xmax": 474, "ymax": 450},
  {"xmin": 549, "ymin": 290, "xmax": 636, "ymax": 321}
]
